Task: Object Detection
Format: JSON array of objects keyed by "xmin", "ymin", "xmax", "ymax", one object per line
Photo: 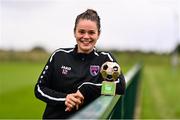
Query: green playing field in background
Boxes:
[{"xmin": 0, "ymin": 52, "xmax": 180, "ymax": 119}]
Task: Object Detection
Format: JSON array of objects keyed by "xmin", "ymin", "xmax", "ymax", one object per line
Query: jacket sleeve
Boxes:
[
  {"xmin": 116, "ymin": 72, "xmax": 126, "ymax": 94},
  {"xmin": 78, "ymin": 75, "xmax": 102, "ymax": 104},
  {"xmin": 34, "ymin": 53, "xmax": 67, "ymax": 106}
]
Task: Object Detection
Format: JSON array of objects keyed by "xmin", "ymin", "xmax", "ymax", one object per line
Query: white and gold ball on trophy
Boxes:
[{"xmin": 100, "ymin": 61, "xmax": 121, "ymax": 81}]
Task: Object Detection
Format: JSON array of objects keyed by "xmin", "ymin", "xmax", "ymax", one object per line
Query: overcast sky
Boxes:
[{"xmin": 1, "ymin": 0, "xmax": 180, "ymax": 53}]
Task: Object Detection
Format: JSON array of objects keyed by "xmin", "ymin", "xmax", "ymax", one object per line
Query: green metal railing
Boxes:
[{"xmin": 70, "ymin": 63, "xmax": 142, "ymax": 119}]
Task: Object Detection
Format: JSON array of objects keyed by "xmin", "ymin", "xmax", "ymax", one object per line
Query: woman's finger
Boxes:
[
  {"xmin": 66, "ymin": 94, "xmax": 81, "ymax": 108},
  {"xmin": 65, "ymin": 94, "xmax": 76, "ymax": 107},
  {"xmin": 65, "ymin": 106, "xmax": 71, "ymax": 112},
  {"xmin": 76, "ymin": 90, "xmax": 84, "ymax": 100},
  {"xmin": 69, "ymin": 94, "xmax": 82, "ymax": 104}
]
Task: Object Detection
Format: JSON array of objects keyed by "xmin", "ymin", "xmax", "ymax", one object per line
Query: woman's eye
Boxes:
[
  {"xmin": 78, "ymin": 30, "xmax": 85, "ymax": 34},
  {"xmin": 78, "ymin": 30, "xmax": 96, "ymax": 35},
  {"xmin": 88, "ymin": 31, "xmax": 95, "ymax": 35}
]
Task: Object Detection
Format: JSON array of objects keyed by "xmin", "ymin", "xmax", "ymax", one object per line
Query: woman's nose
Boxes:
[{"xmin": 83, "ymin": 33, "xmax": 90, "ymax": 39}]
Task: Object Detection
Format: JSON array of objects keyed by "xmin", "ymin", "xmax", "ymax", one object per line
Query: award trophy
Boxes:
[{"xmin": 100, "ymin": 61, "xmax": 121, "ymax": 96}]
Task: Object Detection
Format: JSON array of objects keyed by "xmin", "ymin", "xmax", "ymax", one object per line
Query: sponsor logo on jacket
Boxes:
[{"xmin": 61, "ymin": 65, "xmax": 71, "ymax": 75}]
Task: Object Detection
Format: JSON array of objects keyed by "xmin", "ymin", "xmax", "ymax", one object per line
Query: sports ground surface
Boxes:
[{"xmin": 0, "ymin": 52, "xmax": 180, "ymax": 119}]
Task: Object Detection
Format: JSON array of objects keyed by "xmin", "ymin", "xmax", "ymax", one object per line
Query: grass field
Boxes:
[
  {"xmin": 0, "ymin": 52, "xmax": 180, "ymax": 119},
  {"xmin": 114, "ymin": 52, "xmax": 180, "ymax": 119},
  {"xmin": 0, "ymin": 61, "xmax": 46, "ymax": 118},
  {"xmin": 140, "ymin": 64, "xmax": 180, "ymax": 118}
]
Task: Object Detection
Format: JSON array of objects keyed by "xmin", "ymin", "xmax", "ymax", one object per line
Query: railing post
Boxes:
[{"xmin": 123, "ymin": 63, "xmax": 142, "ymax": 119}]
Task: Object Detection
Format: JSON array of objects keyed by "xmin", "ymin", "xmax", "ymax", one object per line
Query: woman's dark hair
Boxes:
[{"xmin": 74, "ymin": 9, "xmax": 101, "ymax": 33}]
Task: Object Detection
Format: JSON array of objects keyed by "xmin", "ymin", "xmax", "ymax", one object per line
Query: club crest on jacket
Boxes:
[{"xmin": 90, "ymin": 65, "xmax": 100, "ymax": 76}]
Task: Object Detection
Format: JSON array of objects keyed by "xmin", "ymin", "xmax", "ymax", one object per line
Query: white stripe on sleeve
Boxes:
[
  {"xmin": 78, "ymin": 79, "xmax": 119, "ymax": 89},
  {"xmin": 50, "ymin": 48, "xmax": 73, "ymax": 62},
  {"xmin": 78, "ymin": 82, "xmax": 102, "ymax": 89},
  {"xmin": 37, "ymin": 85, "xmax": 66, "ymax": 101},
  {"xmin": 100, "ymin": 52, "xmax": 113, "ymax": 61}
]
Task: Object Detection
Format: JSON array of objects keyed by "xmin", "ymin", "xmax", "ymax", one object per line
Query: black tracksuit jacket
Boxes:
[{"xmin": 34, "ymin": 45, "xmax": 126, "ymax": 119}]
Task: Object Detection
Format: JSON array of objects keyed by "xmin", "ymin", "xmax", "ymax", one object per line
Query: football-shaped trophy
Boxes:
[{"xmin": 100, "ymin": 61, "xmax": 121, "ymax": 95}]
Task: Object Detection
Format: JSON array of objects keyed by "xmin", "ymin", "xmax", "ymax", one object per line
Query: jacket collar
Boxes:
[{"xmin": 72, "ymin": 45, "xmax": 97, "ymax": 60}]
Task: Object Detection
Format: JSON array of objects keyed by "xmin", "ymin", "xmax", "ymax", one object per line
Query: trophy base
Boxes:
[{"xmin": 101, "ymin": 81, "xmax": 116, "ymax": 96}]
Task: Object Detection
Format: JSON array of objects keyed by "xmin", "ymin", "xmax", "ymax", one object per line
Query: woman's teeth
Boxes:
[{"xmin": 80, "ymin": 39, "xmax": 92, "ymax": 43}]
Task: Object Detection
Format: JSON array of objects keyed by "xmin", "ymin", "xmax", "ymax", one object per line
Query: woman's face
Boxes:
[{"xmin": 74, "ymin": 19, "xmax": 100, "ymax": 54}]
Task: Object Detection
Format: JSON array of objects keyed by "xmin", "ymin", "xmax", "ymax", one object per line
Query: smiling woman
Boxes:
[{"xmin": 34, "ymin": 9, "xmax": 126, "ymax": 119}]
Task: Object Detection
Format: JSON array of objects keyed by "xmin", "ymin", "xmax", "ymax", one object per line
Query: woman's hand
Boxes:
[{"xmin": 65, "ymin": 90, "xmax": 84, "ymax": 112}]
